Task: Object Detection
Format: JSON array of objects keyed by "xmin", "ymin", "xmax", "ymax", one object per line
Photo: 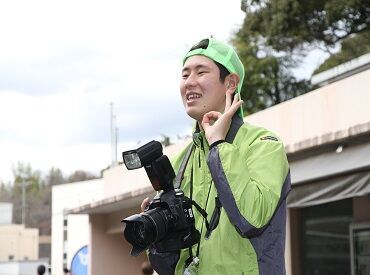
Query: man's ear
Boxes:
[{"xmin": 226, "ymin": 73, "xmax": 240, "ymax": 92}]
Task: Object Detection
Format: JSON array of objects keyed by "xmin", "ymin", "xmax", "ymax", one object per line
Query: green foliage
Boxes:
[
  {"xmin": 241, "ymin": 0, "xmax": 370, "ymax": 52},
  {"xmin": 232, "ymin": 33, "xmax": 312, "ymax": 114},
  {"xmin": 314, "ymin": 30, "xmax": 370, "ymax": 74},
  {"xmin": 233, "ymin": 0, "xmax": 369, "ymax": 113}
]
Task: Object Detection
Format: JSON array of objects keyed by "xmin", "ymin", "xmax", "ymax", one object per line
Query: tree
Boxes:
[
  {"xmin": 233, "ymin": 0, "xmax": 370, "ymax": 113},
  {"xmin": 232, "ymin": 32, "xmax": 312, "ymax": 114},
  {"xmin": 11, "ymin": 162, "xmax": 47, "ymax": 229},
  {"xmin": 315, "ymin": 30, "xmax": 370, "ymax": 73},
  {"xmin": 160, "ymin": 134, "xmax": 172, "ymax": 147},
  {"xmin": 45, "ymin": 167, "xmax": 66, "ymax": 186},
  {"xmin": 67, "ymin": 170, "xmax": 99, "ymax": 183},
  {"xmin": 0, "ymin": 164, "xmax": 98, "ymax": 237},
  {"xmin": 240, "ymin": 0, "xmax": 370, "ymax": 52},
  {"xmin": 0, "ymin": 181, "xmax": 12, "ymax": 203}
]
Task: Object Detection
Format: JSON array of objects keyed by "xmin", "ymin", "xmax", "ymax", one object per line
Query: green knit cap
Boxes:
[{"xmin": 183, "ymin": 37, "xmax": 245, "ymax": 117}]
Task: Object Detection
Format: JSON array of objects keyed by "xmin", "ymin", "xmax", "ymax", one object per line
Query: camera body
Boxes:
[{"xmin": 121, "ymin": 141, "xmax": 200, "ymax": 256}]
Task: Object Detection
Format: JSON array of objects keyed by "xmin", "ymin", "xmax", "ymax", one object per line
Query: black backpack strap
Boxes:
[{"xmin": 173, "ymin": 144, "xmax": 194, "ymax": 189}]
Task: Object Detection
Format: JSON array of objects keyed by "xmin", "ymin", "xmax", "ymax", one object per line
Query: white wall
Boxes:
[
  {"xmin": 0, "ymin": 203, "xmax": 12, "ymax": 224},
  {"xmin": 51, "ymin": 179, "xmax": 104, "ymax": 275},
  {"xmin": 0, "ymin": 260, "xmax": 49, "ymax": 275}
]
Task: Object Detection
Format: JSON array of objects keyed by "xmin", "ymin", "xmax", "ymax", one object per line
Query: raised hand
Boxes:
[{"xmin": 201, "ymin": 90, "xmax": 243, "ymax": 145}]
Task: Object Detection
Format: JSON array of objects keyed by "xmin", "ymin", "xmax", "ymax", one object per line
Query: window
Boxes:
[
  {"xmin": 302, "ymin": 199, "xmax": 353, "ymax": 275},
  {"xmin": 350, "ymin": 222, "xmax": 370, "ymax": 275}
]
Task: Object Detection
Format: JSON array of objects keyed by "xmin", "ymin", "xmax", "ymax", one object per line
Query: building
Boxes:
[
  {"xmin": 51, "ymin": 178, "xmax": 104, "ymax": 275},
  {"xmin": 246, "ymin": 62, "xmax": 370, "ymax": 274},
  {"xmin": 0, "ymin": 203, "xmax": 50, "ymax": 275},
  {"xmin": 52, "ymin": 63, "xmax": 370, "ymax": 274},
  {"xmin": 0, "ymin": 224, "xmax": 39, "ymax": 262},
  {"xmin": 0, "ymin": 259, "xmax": 49, "ymax": 275}
]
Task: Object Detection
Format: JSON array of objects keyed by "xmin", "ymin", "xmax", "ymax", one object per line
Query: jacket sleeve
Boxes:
[{"xmin": 206, "ymin": 133, "xmax": 290, "ymax": 237}]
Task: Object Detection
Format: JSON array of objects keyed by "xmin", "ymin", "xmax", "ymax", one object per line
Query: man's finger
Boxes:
[
  {"xmin": 233, "ymin": 92, "xmax": 241, "ymax": 104},
  {"xmin": 229, "ymin": 99, "xmax": 243, "ymax": 115},
  {"xmin": 140, "ymin": 197, "xmax": 150, "ymax": 212},
  {"xmin": 224, "ymin": 90, "xmax": 233, "ymax": 112},
  {"xmin": 201, "ymin": 111, "xmax": 222, "ymax": 129}
]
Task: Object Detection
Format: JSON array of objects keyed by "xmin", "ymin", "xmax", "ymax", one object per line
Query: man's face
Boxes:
[{"xmin": 180, "ymin": 55, "xmax": 228, "ymax": 122}]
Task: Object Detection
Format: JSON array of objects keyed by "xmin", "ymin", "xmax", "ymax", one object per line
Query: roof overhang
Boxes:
[{"xmin": 65, "ymin": 185, "xmax": 156, "ymax": 215}]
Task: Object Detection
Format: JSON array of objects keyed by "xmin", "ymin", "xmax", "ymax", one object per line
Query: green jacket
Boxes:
[{"xmin": 150, "ymin": 116, "xmax": 290, "ymax": 275}]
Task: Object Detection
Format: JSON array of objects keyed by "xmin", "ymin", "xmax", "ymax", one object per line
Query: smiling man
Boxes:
[{"xmin": 147, "ymin": 38, "xmax": 291, "ymax": 275}]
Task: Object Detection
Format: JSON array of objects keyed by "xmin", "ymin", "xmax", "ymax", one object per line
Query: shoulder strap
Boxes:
[
  {"xmin": 173, "ymin": 114, "xmax": 243, "ymax": 189},
  {"xmin": 205, "ymin": 114, "xmax": 244, "ymax": 239},
  {"xmin": 225, "ymin": 114, "xmax": 244, "ymax": 143},
  {"xmin": 173, "ymin": 144, "xmax": 194, "ymax": 189}
]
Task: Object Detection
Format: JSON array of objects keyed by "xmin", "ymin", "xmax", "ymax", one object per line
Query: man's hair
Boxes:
[
  {"xmin": 37, "ymin": 265, "xmax": 46, "ymax": 275},
  {"xmin": 189, "ymin": 39, "xmax": 230, "ymax": 83}
]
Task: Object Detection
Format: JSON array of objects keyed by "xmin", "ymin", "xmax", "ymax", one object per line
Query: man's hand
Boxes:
[
  {"xmin": 141, "ymin": 197, "xmax": 151, "ymax": 212},
  {"xmin": 201, "ymin": 90, "xmax": 243, "ymax": 145}
]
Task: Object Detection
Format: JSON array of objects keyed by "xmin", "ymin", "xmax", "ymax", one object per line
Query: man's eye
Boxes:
[
  {"xmin": 198, "ymin": 71, "xmax": 206, "ymax": 75},
  {"xmin": 182, "ymin": 74, "xmax": 189, "ymax": 79}
]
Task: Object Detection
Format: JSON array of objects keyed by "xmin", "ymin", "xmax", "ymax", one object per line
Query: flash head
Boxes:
[
  {"xmin": 122, "ymin": 140, "xmax": 163, "ymax": 170},
  {"xmin": 123, "ymin": 152, "xmax": 141, "ymax": 170}
]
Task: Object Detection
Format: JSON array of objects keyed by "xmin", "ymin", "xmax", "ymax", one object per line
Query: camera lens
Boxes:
[
  {"xmin": 122, "ymin": 208, "xmax": 171, "ymax": 256},
  {"xmin": 132, "ymin": 221, "xmax": 151, "ymax": 247}
]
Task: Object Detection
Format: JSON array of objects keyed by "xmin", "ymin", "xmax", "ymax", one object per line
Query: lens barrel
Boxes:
[{"xmin": 122, "ymin": 208, "xmax": 171, "ymax": 256}]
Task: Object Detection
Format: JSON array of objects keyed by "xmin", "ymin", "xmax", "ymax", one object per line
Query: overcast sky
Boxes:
[{"xmin": 0, "ymin": 1, "xmax": 328, "ymax": 183}]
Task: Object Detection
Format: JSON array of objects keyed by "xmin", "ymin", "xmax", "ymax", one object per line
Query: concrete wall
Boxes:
[{"xmin": 0, "ymin": 224, "xmax": 38, "ymax": 261}]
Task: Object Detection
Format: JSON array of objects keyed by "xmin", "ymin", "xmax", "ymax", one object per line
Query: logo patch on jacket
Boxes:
[{"xmin": 260, "ymin": 136, "xmax": 278, "ymax": 142}]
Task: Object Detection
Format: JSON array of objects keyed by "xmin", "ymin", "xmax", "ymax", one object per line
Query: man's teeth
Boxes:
[{"xmin": 187, "ymin": 94, "xmax": 201, "ymax": 100}]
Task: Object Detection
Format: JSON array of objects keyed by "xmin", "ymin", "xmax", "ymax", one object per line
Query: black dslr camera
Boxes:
[{"xmin": 121, "ymin": 140, "xmax": 200, "ymax": 256}]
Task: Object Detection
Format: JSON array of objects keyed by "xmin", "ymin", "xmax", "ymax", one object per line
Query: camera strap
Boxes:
[{"xmin": 174, "ymin": 144, "xmax": 194, "ymax": 189}]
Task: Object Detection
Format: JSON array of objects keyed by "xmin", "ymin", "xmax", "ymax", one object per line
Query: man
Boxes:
[
  {"xmin": 37, "ymin": 265, "xmax": 46, "ymax": 275},
  {"xmin": 146, "ymin": 38, "xmax": 291, "ymax": 275}
]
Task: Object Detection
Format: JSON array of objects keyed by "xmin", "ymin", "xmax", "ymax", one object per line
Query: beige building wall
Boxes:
[
  {"xmin": 89, "ymin": 208, "xmax": 147, "ymax": 275},
  {"xmin": 245, "ymin": 69, "xmax": 370, "ymax": 152},
  {"xmin": 0, "ymin": 224, "xmax": 38, "ymax": 261}
]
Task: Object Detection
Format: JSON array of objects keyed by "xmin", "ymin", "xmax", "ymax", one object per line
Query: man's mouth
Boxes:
[{"xmin": 186, "ymin": 93, "xmax": 201, "ymax": 101}]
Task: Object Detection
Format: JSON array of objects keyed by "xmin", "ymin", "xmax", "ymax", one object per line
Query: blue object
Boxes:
[{"xmin": 70, "ymin": 245, "xmax": 88, "ymax": 275}]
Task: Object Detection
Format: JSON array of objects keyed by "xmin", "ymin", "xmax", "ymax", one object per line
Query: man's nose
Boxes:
[{"xmin": 184, "ymin": 73, "xmax": 197, "ymax": 87}]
